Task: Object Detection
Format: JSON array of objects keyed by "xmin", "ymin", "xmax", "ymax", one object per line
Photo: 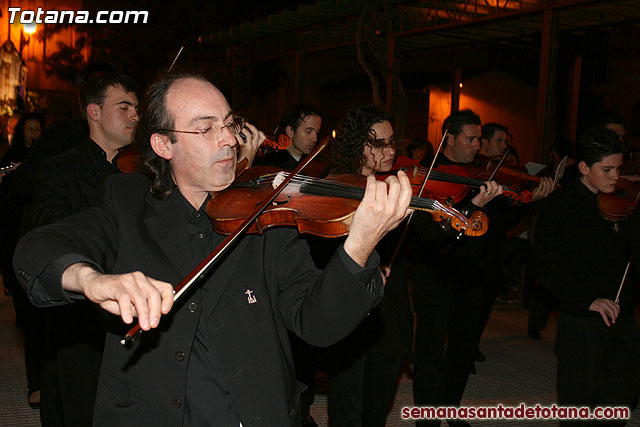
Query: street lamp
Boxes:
[{"xmin": 20, "ymin": 22, "xmax": 36, "ymax": 56}]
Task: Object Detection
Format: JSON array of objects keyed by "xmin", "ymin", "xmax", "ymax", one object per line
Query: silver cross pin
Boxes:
[{"xmin": 245, "ymin": 290, "xmax": 257, "ymax": 304}]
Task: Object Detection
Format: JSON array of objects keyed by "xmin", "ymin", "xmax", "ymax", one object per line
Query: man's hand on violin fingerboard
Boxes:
[
  {"xmin": 344, "ymin": 171, "xmax": 413, "ymax": 267},
  {"xmin": 531, "ymin": 177, "xmax": 555, "ymax": 201},
  {"xmin": 471, "ymin": 180, "xmax": 503, "ymax": 208},
  {"xmin": 237, "ymin": 122, "xmax": 265, "ymax": 168}
]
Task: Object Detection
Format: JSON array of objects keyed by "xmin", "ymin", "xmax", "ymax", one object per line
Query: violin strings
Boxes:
[
  {"xmin": 413, "ymin": 168, "xmax": 523, "ymax": 196},
  {"xmin": 250, "ymin": 173, "xmax": 473, "ymax": 226},
  {"xmin": 255, "ymin": 173, "xmax": 441, "ymax": 211},
  {"xmin": 413, "ymin": 169, "xmax": 485, "ymax": 187}
]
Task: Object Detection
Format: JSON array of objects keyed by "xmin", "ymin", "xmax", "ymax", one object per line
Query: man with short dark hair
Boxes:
[
  {"xmin": 479, "ymin": 122, "xmax": 509, "ymax": 160},
  {"xmin": 14, "ymin": 74, "xmax": 412, "ymax": 427},
  {"xmin": 412, "ymin": 109, "xmax": 503, "ymax": 427},
  {"xmin": 534, "ymin": 127, "xmax": 640, "ymax": 426},
  {"xmin": 259, "ymin": 103, "xmax": 321, "ymax": 170}
]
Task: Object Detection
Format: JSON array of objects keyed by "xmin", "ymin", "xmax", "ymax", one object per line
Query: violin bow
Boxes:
[
  {"xmin": 167, "ymin": 43, "xmax": 186, "ymax": 73},
  {"xmin": 121, "ymin": 128, "xmax": 331, "ymax": 344},
  {"xmin": 387, "ymin": 127, "xmax": 449, "ymax": 269},
  {"xmin": 614, "ymin": 258, "xmax": 632, "ymax": 304},
  {"xmin": 487, "ymin": 147, "xmax": 511, "ymax": 182}
]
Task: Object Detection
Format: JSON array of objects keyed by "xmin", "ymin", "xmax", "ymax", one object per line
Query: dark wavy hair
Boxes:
[
  {"xmin": 78, "ymin": 71, "xmax": 137, "ymax": 122},
  {"xmin": 134, "ymin": 72, "xmax": 209, "ymax": 199},
  {"xmin": 442, "ymin": 109, "xmax": 481, "ymax": 137},
  {"xmin": 575, "ymin": 127, "xmax": 627, "ymax": 167},
  {"xmin": 278, "ymin": 103, "xmax": 321, "ymax": 133},
  {"xmin": 328, "ymin": 105, "xmax": 392, "ymax": 174}
]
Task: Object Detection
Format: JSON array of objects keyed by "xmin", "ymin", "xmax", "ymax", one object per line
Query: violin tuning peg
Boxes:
[{"xmin": 439, "ymin": 217, "xmax": 452, "ymax": 232}]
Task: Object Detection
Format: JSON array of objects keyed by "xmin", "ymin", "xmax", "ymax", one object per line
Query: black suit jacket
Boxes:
[{"xmin": 14, "ymin": 174, "xmax": 383, "ymax": 426}]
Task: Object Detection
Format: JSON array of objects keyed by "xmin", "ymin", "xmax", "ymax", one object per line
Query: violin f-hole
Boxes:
[{"xmin": 269, "ymin": 195, "xmax": 291, "ymax": 207}]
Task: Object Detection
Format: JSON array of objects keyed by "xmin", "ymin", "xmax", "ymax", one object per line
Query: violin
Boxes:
[
  {"xmin": 207, "ymin": 166, "xmax": 489, "ymax": 238},
  {"xmin": 407, "ymin": 164, "xmax": 533, "ymax": 204},
  {"xmin": 597, "ymin": 178, "xmax": 640, "ymax": 222},
  {"xmin": 255, "ymin": 133, "xmax": 290, "ymax": 158},
  {"xmin": 114, "ymin": 144, "xmax": 138, "ymax": 174},
  {"xmin": 471, "ymin": 156, "xmax": 543, "ymax": 190}
]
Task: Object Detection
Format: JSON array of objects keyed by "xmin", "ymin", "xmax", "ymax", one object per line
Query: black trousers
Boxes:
[
  {"xmin": 557, "ymin": 312, "xmax": 640, "ymax": 426},
  {"xmin": 40, "ymin": 303, "xmax": 106, "ymax": 427},
  {"xmin": 326, "ymin": 256, "xmax": 412, "ymax": 427},
  {"xmin": 326, "ymin": 344, "xmax": 405, "ymax": 427},
  {"xmin": 412, "ymin": 262, "xmax": 484, "ymax": 427}
]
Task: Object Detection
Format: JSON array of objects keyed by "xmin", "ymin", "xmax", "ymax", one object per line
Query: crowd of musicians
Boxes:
[{"xmin": 0, "ymin": 63, "xmax": 639, "ymax": 427}]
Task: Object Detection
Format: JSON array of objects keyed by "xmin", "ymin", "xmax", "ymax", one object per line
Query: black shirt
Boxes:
[
  {"xmin": 32, "ymin": 138, "xmax": 117, "ymax": 228},
  {"xmin": 173, "ymin": 191, "xmax": 241, "ymax": 426}
]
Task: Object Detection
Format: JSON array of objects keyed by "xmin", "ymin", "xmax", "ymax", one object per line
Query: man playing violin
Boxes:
[
  {"xmin": 534, "ymin": 127, "xmax": 640, "ymax": 426},
  {"xmin": 258, "ymin": 103, "xmax": 322, "ymax": 171},
  {"xmin": 411, "ymin": 109, "xmax": 504, "ymax": 427},
  {"xmin": 13, "ymin": 74, "xmax": 412, "ymax": 427},
  {"xmin": 257, "ymin": 103, "xmax": 323, "ymax": 426}
]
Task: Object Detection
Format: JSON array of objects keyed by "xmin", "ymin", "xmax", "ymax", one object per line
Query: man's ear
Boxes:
[
  {"xmin": 445, "ymin": 133, "xmax": 455, "ymax": 147},
  {"xmin": 150, "ymin": 133, "xmax": 173, "ymax": 160},
  {"xmin": 285, "ymin": 125, "xmax": 295, "ymax": 138},
  {"xmin": 578, "ymin": 160, "xmax": 590, "ymax": 176},
  {"xmin": 86, "ymin": 103, "xmax": 101, "ymax": 122}
]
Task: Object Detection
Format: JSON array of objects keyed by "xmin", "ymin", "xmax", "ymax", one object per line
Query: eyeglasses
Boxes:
[{"xmin": 159, "ymin": 115, "xmax": 246, "ymax": 142}]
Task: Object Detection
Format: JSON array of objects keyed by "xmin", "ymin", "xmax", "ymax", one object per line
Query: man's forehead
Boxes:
[
  {"xmin": 491, "ymin": 130, "xmax": 507, "ymax": 141},
  {"xmin": 300, "ymin": 114, "xmax": 321, "ymax": 127},
  {"xmin": 459, "ymin": 124, "xmax": 481, "ymax": 136},
  {"xmin": 105, "ymin": 84, "xmax": 137, "ymax": 101},
  {"xmin": 598, "ymin": 153, "xmax": 624, "ymax": 166},
  {"xmin": 167, "ymin": 78, "xmax": 230, "ymax": 121}
]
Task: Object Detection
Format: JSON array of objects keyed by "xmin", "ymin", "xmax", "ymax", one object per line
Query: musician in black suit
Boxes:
[
  {"xmin": 534, "ymin": 127, "xmax": 640, "ymax": 426},
  {"xmin": 13, "ymin": 73, "xmax": 412, "ymax": 426}
]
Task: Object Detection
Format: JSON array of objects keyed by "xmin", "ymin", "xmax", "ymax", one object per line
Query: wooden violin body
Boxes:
[
  {"xmin": 208, "ymin": 167, "xmax": 489, "ymax": 238},
  {"xmin": 598, "ymin": 178, "xmax": 640, "ymax": 222},
  {"xmin": 472, "ymin": 156, "xmax": 543, "ymax": 188},
  {"xmin": 406, "ymin": 164, "xmax": 533, "ymax": 204}
]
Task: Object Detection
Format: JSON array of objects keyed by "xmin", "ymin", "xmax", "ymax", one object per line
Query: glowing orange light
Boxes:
[
  {"xmin": 23, "ymin": 23, "xmax": 37, "ymax": 35},
  {"xmin": 459, "ymin": 82, "xmax": 463, "ymax": 89},
  {"xmin": 332, "ymin": 130, "xmax": 336, "ymax": 138}
]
